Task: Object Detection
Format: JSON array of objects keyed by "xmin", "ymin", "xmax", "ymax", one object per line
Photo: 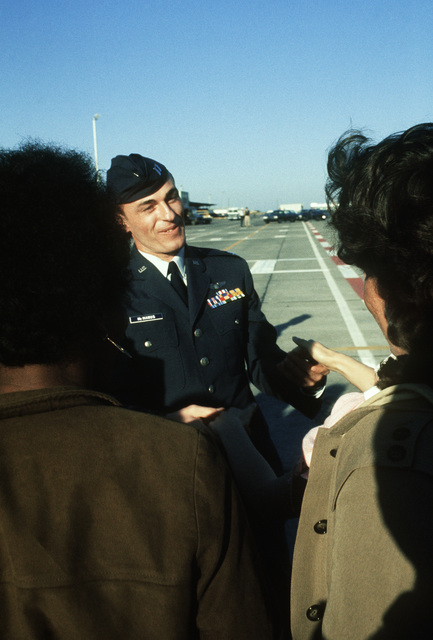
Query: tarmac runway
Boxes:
[{"xmin": 186, "ymin": 215, "xmax": 388, "ymax": 550}]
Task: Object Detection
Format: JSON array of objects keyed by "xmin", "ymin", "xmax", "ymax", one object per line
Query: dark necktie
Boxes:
[{"xmin": 168, "ymin": 260, "xmax": 188, "ymax": 305}]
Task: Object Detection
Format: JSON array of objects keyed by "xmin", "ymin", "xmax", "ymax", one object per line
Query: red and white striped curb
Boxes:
[{"xmin": 307, "ymin": 222, "xmax": 364, "ymax": 299}]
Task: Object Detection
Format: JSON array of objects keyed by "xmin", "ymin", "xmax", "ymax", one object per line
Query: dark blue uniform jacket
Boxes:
[{"xmin": 113, "ymin": 244, "xmax": 320, "ymax": 421}]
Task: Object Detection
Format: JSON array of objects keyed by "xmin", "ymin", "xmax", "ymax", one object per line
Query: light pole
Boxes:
[{"xmin": 92, "ymin": 113, "xmax": 100, "ymax": 172}]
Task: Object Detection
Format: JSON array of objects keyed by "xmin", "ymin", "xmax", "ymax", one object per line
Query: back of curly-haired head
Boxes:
[
  {"xmin": 0, "ymin": 141, "xmax": 130, "ymax": 366},
  {"xmin": 326, "ymin": 123, "xmax": 433, "ymax": 388}
]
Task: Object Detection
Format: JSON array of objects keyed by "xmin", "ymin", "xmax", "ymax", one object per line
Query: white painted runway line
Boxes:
[
  {"xmin": 248, "ymin": 258, "xmax": 317, "ymax": 264},
  {"xmin": 250, "ymin": 259, "xmax": 276, "ymax": 273},
  {"xmin": 250, "ymin": 259, "xmax": 324, "ymax": 274},
  {"xmin": 337, "ymin": 264, "xmax": 360, "ymax": 279},
  {"xmin": 302, "ymin": 222, "xmax": 377, "ymax": 367}
]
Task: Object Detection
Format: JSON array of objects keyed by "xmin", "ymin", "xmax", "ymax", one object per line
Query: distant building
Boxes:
[
  {"xmin": 310, "ymin": 202, "xmax": 327, "ymax": 209},
  {"xmin": 179, "ymin": 190, "xmax": 190, "ymax": 209},
  {"xmin": 180, "ymin": 190, "xmax": 214, "ymax": 210},
  {"xmin": 279, "ymin": 203, "xmax": 303, "ymax": 213}
]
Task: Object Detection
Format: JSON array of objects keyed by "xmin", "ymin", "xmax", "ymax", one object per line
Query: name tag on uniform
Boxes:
[
  {"xmin": 207, "ymin": 288, "xmax": 245, "ymax": 309},
  {"xmin": 129, "ymin": 313, "xmax": 163, "ymax": 324}
]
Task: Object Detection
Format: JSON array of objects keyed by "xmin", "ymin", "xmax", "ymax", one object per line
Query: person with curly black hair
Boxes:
[
  {"xmin": 0, "ymin": 142, "xmax": 130, "ymax": 371},
  {"xmin": 290, "ymin": 123, "xmax": 433, "ymax": 639},
  {"xmin": 0, "ymin": 142, "xmax": 275, "ymax": 639}
]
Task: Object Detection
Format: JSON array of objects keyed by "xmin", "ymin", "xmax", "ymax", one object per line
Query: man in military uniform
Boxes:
[{"xmin": 107, "ymin": 154, "xmax": 326, "ymax": 470}]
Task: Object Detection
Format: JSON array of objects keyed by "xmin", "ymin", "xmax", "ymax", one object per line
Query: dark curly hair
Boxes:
[
  {"xmin": 326, "ymin": 123, "xmax": 433, "ymax": 388},
  {"xmin": 0, "ymin": 141, "xmax": 130, "ymax": 366}
]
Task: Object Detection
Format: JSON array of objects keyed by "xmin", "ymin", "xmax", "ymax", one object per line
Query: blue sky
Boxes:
[{"xmin": 2, "ymin": 0, "xmax": 433, "ymax": 210}]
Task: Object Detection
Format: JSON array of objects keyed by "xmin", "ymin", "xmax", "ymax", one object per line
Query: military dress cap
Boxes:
[{"xmin": 106, "ymin": 154, "xmax": 171, "ymax": 204}]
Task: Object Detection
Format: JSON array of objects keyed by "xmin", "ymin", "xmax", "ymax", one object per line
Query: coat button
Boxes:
[
  {"xmin": 314, "ymin": 520, "xmax": 327, "ymax": 534},
  {"xmin": 194, "ymin": 328, "xmax": 202, "ymax": 338},
  {"xmin": 208, "ymin": 385, "xmax": 215, "ymax": 394},
  {"xmin": 330, "ymin": 448, "xmax": 338, "ymax": 457},
  {"xmin": 234, "ymin": 318, "xmax": 240, "ymax": 325},
  {"xmin": 387, "ymin": 445, "xmax": 406, "ymax": 462},
  {"xmin": 144, "ymin": 341, "xmax": 152, "ymax": 348},
  {"xmin": 306, "ymin": 604, "xmax": 324, "ymax": 622},
  {"xmin": 392, "ymin": 427, "xmax": 410, "ymax": 440},
  {"xmin": 200, "ymin": 357, "xmax": 210, "ymax": 367}
]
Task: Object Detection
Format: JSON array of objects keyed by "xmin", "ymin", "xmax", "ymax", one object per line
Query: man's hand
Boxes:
[
  {"xmin": 165, "ymin": 404, "xmax": 225, "ymax": 427},
  {"xmin": 278, "ymin": 345, "xmax": 330, "ymax": 389},
  {"xmin": 291, "ymin": 335, "xmax": 377, "ymax": 392},
  {"xmin": 292, "ymin": 336, "xmax": 338, "ymax": 370}
]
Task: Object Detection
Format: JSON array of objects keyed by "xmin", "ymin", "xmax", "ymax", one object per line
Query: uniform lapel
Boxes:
[
  {"xmin": 185, "ymin": 246, "xmax": 210, "ymax": 323},
  {"xmin": 129, "ymin": 246, "xmax": 189, "ymax": 317}
]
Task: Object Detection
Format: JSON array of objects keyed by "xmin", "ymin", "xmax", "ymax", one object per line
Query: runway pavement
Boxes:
[
  {"xmin": 187, "ymin": 215, "xmax": 388, "ymax": 458},
  {"xmin": 187, "ymin": 215, "xmax": 388, "ymax": 547}
]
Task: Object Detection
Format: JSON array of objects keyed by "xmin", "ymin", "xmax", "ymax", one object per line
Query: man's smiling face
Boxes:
[{"xmin": 119, "ymin": 179, "xmax": 185, "ymax": 261}]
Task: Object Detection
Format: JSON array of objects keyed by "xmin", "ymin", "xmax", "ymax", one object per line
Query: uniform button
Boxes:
[
  {"xmin": 330, "ymin": 448, "xmax": 338, "ymax": 457},
  {"xmin": 234, "ymin": 318, "xmax": 240, "ymax": 325},
  {"xmin": 208, "ymin": 385, "xmax": 215, "ymax": 394},
  {"xmin": 314, "ymin": 520, "xmax": 327, "ymax": 534},
  {"xmin": 306, "ymin": 604, "xmax": 324, "ymax": 622},
  {"xmin": 194, "ymin": 328, "xmax": 202, "ymax": 338},
  {"xmin": 200, "ymin": 357, "xmax": 210, "ymax": 367},
  {"xmin": 144, "ymin": 341, "xmax": 152, "ymax": 348},
  {"xmin": 387, "ymin": 445, "xmax": 406, "ymax": 462},
  {"xmin": 392, "ymin": 427, "xmax": 410, "ymax": 440}
]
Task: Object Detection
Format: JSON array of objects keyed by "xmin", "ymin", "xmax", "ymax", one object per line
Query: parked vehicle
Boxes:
[
  {"xmin": 263, "ymin": 210, "xmax": 280, "ymax": 223},
  {"xmin": 186, "ymin": 209, "xmax": 212, "ymax": 225},
  {"xmin": 263, "ymin": 209, "xmax": 298, "ymax": 223},
  {"xmin": 310, "ymin": 209, "xmax": 329, "ymax": 221},
  {"xmin": 298, "ymin": 210, "xmax": 312, "ymax": 221},
  {"xmin": 226, "ymin": 208, "xmax": 245, "ymax": 220},
  {"xmin": 263, "ymin": 208, "xmax": 329, "ymax": 224},
  {"xmin": 210, "ymin": 209, "xmax": 227, "ymax": 217},
  {"xmin": 184, "ymin": 209, "xmax": 195, "ymax": 225},
  {"xmin": 277, "ymin": 210, "xmax": 298, "ymax": 223}
]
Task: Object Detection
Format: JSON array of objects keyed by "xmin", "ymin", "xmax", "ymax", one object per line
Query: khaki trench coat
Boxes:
[{"xmin": 291, "ymin": 384, "xmax": 433, "ymax": 640}]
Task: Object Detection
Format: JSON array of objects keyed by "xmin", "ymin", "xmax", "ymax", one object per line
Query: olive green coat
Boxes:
[
  {"xmin": 291, "ymin": 384, "xmax": 433, "ymax": 640},
  {"xmin": 0, "ymin": 387, "xmax": 274, "ymax": 639}
]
